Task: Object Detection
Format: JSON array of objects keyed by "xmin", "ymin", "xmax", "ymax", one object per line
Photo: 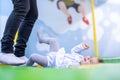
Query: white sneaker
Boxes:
[
  {"xmin": 0, "ymin": 53, "xmax": 25, "ymax": 65},
  {"xmin": 19, "ymin": 56, "xmax": 28, "ymax": 62}
]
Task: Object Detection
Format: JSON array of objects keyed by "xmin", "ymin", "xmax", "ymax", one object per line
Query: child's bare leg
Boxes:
[
  {"xmin": 26, "ymin": 53, "xmax": 48, "ymax": 67},
  {"xmin": 78, "ymin": 5, "xmax": 86, "ymax": 17},
  {"xmin": 37, "ymin": 31, "xmax": 60, "ymax": 52},
  {"xmin": 77, "ymin": 5, "xmax": 89, "ymax": 25},
  {"xmin": 58, "ymin": 1, "xmax": 72, "ymax": 24},
  {"xmin": 58, "ymin": 1, "xmax": 70, "ymax": 17}
]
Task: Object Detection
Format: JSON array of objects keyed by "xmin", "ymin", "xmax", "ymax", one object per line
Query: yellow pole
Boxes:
[
  {"xmin": 14, "ymin": 31, "xmax": 18, "ymax": 44},
  {"xmin": 90, "ymin": 0, "xmax": 99, "ymax": 57}
]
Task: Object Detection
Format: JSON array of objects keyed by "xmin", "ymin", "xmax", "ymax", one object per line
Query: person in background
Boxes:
[{"xmin": 57, "ymin": 0, "xmax": 89, "ymax": 25}]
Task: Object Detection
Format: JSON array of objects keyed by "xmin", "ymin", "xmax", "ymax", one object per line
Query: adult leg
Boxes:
[
  {"xmin": 14, "ymin": 0, "xmax": 38, "ymax": 58},
  {"xmin": 37, "ymin": 30, "xmax": 60, "ymax": 52},
  {"xmin": 0, "ymin": 0, "xmax": 30, "ymax": 65},
  {"xmin": 1, "ymin": 0, "xmax": 30, "ymax": 53},
  {"xmin": 26, "ymin": 53, "xmax": 48, "ymax": 67}
]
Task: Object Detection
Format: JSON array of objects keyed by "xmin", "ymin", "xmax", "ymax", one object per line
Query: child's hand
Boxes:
[{"xmin": 82, "ymin": 43, "xmax": 89, "ymax": 50}]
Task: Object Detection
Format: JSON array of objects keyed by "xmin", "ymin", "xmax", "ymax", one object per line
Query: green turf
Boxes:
[
  {"xmin": 0, "ymin": 63, "xmax": 120, "ymax": 80},
  {"xmin": 103, "ymin": 57, "xmax": 120, "ymax": 63}
]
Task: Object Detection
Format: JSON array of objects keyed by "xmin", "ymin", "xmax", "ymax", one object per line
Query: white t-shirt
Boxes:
[{"xmin": 47, "ymin": 43, "xmax": 84, "ymax": 68}]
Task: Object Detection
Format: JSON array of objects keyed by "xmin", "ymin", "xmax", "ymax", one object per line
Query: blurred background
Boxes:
[{"xmin": 0, "ymin": 0, "xmax": 120, "ymax": 58}]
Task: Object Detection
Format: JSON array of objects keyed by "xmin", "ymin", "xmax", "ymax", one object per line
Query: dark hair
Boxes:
[{"xmin": 98, "ymin": 58, "xmax": 104, "ymax": 63}]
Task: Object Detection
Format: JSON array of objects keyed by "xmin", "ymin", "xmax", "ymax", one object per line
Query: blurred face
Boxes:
[{"xmin": 80, "ymin": 56, "xmax": 99, "ymax": 65}]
